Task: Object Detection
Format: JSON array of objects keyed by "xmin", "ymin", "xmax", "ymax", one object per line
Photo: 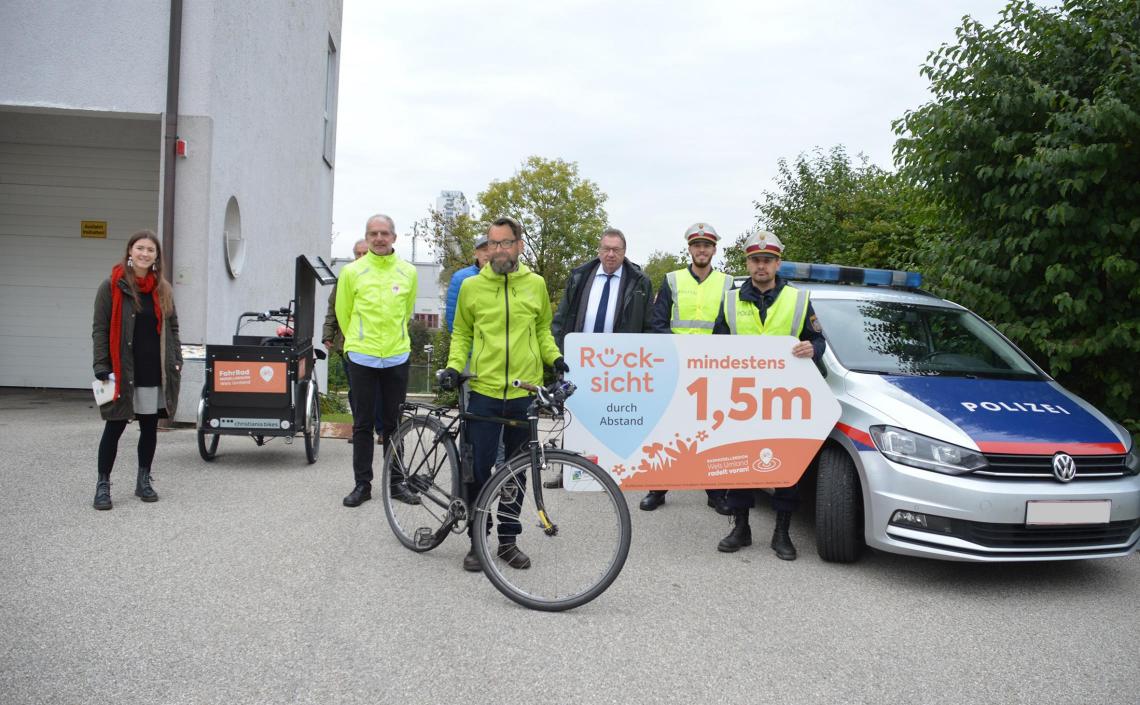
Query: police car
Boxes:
[{"xmin": 759, "ymin": 262, "xmax": 1140, "ymax": 563}]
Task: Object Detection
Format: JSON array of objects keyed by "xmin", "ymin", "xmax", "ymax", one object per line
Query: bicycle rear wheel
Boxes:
[
  {"xmin": 382, "ymin": 415, "xmax": 461, "ymax": 552},
  {"xmin": 472, "ymin": 450, "xmax": 631, "ymax": 611}
]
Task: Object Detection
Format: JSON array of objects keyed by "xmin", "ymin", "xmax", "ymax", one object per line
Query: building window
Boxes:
[
  {"xmin": 414, "ymin": 313, "xmax": 439, "ymax": 330},
  {"xmin": 323, "ymin": 34, "xmax": 339, "ymax": 167},
  {"xmin": 223, "ymin": 196, "xmax": 244, "ymax": 278}
]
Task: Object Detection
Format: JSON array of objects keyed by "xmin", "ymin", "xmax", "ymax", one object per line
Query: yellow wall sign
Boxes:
[{"xmin": 81, "ymin": 221, "xmax": 108, "ymax": 238}]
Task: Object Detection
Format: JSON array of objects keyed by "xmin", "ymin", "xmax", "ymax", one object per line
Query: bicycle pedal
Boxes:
[{"xmin": 414, "ymin": 527, "xmax": 435, "ymax": 548}]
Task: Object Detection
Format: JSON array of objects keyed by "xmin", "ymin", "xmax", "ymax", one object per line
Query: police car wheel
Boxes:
[{"xmin": 815, "ymin": 445, "xmax": 864, "ymax": 563}]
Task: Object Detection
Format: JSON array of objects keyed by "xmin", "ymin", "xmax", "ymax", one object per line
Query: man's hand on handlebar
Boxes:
[
  {"xmin": 437, "ymin": 367, "xmax": 460, "ymax": 391},
  {"xmin": 553, "ymin": 357, "xmax": 570, "ymax": 374}
]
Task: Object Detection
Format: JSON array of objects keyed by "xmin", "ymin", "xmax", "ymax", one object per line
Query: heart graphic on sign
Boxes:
[
  {"xmin": 259, "ymin": 366, "xmax": 274, "ymax": 383},
  {"xmin": 564, "ymin": 335, "xmax": 679, "ymax": 458}
]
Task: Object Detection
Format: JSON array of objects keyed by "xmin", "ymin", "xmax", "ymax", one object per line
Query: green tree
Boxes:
[
  {"xmin": 723, "ymin": 146, "xmax": 940, "ymax": 276},
  {"xmin": 407, "ymin": 318, "xmax": 432, "ymax": 364},
  {"xmin": 477, "ymin": 156, "xmax": 609, "ymax": 304},
  {"xmin": 893, "ymin": 0, "xmax": 1140, "ymax": 431},
  {"xmin": 419, "ymin": 210, "xmax": 485, "ymax": 290},
  {"xmin": 642, "ymin": 249, "xmax": 689, "ymax": 290}
]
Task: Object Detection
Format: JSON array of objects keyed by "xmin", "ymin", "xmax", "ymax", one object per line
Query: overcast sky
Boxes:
[{"xmin": 330, "ymin": 0, "xmax": 1010, "ymax": 266}]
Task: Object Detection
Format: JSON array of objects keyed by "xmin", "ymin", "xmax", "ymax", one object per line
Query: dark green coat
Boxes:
[{"xmin": 92, "ymin": 277, "xmax": 182, "ymax": 420}]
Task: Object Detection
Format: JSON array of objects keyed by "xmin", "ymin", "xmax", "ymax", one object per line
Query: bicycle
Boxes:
[{"xmin": 381, "ymin": 374, "xmax": 631, "ymax": 612}]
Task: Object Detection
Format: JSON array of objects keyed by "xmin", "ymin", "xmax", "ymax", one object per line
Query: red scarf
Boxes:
[{"xmin": 109, "ymin": 263, "xmax": 163, "ymax": 400}]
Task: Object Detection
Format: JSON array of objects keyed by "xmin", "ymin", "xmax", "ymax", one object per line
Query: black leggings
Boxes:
[{"xmin": 97, "ymin": 415, "xmax": 159, "ymax": 475}]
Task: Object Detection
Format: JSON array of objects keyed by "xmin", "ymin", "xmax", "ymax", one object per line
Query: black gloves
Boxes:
[
  {"xmin": 438, "ymin": 368, "xmax": 460, "ymax": 391},
  {"xmin": 553, "ymin": 357, "xmax": 570, "ymax": 374},
  {"xmin": 95, "ymin": 370, "xmax": 111, "ymax": 381}
]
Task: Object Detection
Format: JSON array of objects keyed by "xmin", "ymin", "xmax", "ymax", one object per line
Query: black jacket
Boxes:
[{"xmin": 552, "ymin": 258, "xmax": 654, "ymax": 351}]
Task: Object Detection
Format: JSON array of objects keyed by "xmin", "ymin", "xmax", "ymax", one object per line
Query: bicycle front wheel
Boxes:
[
  {"xmin": 473, "ymin": 450, "xmax": 631, "ymax": 611},
  {"xmin": 382, "ymin": 415, "xmax": 460, "ymax": 552}
]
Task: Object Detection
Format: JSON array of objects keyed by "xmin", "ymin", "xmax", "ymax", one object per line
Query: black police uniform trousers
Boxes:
[{"xmin": 725, "ymin": 485, "xmax": 799, "ymax": 513}]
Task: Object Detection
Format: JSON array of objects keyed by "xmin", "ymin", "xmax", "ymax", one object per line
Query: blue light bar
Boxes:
[{"xmin": 777, "ymin": 261, "xmax": 923, "ymax": 289}]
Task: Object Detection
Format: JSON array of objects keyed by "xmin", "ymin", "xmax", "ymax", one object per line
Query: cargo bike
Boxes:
[{"xmin": 196, "ymin": 255, "xmax": 336, "ymax": 463}]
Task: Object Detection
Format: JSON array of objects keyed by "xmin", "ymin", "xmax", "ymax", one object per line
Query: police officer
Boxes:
[
  {"xmin": 639, "ymin": 222, "xmax": 735, "ymax": 513},
  {"xmin": 711, "ymin": 230, "xmax": 825, "ymax": 560}
]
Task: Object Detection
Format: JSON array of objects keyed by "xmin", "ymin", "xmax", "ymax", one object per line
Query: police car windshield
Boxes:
[{"xmin": 812, "ymin": 299, "xmax": 1045, "ymax": 379}]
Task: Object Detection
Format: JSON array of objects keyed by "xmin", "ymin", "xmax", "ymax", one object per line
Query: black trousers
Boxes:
[
  {"xmin": 346, "ymin": 359, "xmax": 409, "ymax": 486},
  {"xmin": 97, "ymin": 415, "xmax": 159, "ymax": 475},
  {"xmin": 725, "ymin": 485, "xmax": 800, "ymax": 513}
]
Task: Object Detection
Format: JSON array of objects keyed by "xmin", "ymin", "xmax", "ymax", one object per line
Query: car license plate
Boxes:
[{"xmin": 1025, "ymin": 500, "xmax": 1111, "ymax": 526}]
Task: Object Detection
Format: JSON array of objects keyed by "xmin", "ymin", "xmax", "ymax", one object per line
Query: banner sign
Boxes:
[
  {"xmin": 563, "ymin": 333, "xmax": 840, "ymax": 489},
  {"xmin": 213, "ymin": 361, "xmax": 287, "ymax": 394}
]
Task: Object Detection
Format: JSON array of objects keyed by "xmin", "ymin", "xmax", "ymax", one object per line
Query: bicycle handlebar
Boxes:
[{"xmin": 512, "ymin": 377, "xmax": 577, "ymax": 411}]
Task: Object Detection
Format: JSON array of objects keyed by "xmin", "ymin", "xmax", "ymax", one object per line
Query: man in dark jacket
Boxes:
[
  {"xmin": 548, "ymin": 227, "xmax": 653, "ymax": 488},
  {"xmin": 551, "ymin": 227, "xmax": 654, "ymax": 351}
]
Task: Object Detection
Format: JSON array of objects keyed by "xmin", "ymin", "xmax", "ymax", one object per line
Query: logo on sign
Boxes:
[
  {"xmin": 259, "ymin": 366, "xmax": 274, "ymax": 383},
  {"xmin": 752, "ymin": 448, "xmax": 782, "ymax": 472},
  {"xmin": 1052, "ymin": 452, "xmax": 1076, "ymax": 482}
]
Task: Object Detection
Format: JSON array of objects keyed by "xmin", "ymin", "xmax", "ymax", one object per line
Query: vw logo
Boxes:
[{"xmin": 1052, "ymin": 453, "xmax": 1077, "ymax": 483}]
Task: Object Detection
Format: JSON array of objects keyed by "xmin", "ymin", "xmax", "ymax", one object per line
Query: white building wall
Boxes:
[
  {"xmin": 173, "ymin": 0, "xmax": 342, "ymax": 349},
  {"xmin": 0, "ymin": 0, "xmax": 343, "ymax": 393},
  {"xmin": 0, "ymin": 0, "xmax": 168, "ymax": 113}
]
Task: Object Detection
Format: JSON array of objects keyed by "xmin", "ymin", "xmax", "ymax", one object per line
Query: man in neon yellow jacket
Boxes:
[
  {"xmin": 336, "ymin": 214, "xmax": 418, "ymax": 508},
  {"xmin": 440, "ymin": 216, "xmax": 568, "ymax": 572}
]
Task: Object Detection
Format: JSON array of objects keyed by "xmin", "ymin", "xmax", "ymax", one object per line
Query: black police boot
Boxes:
[
  {"xmin": 770, "ymin": 511, "xmax": 797, "ymax": 561},
  {"xmin": 639, "ymin": 490, "xmax": 667, "ymax": 511},
  {"xmin": 93, "ymin": 473, "xmax": 112, "ymax": 511},
  {"xmin": 135, "ymin": 467, "xmax": 158, "ymax": 502},
  {"xmin": 717, "ymin": 510, "xmax": 752, "ymax": 553},
  {"xmin": 706, "ymin": 490, "xmax": 732, "ymax": 516}
]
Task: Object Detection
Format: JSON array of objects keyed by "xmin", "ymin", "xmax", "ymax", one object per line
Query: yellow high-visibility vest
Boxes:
[
  {"xmin": 666, "ymin": 269, "xmax": 733, "ymax": 334},
  {"xmin": 723, "ymin": 284, "xmax": 810, "ymax": 336}
]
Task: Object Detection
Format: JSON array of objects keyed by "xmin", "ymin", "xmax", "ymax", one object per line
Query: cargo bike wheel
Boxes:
[
  {"xmin": 472, "ymin": 450, "xmax": 631, "ymax": 612},
  {"xmin": 196, "ymin": 385, "xmax": 220, "ymax": 461},
  {"xmin": 303, "ymin": 380, "xmax": 320, "ymax": 464},
  {"xmin": 381, "ymin": 414, "xmax": 462, "ymax": 552}
]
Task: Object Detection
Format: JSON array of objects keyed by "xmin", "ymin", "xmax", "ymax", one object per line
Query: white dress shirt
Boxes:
[{"xmin": 583, "ymin": 265, "xmax": 622, "ymax": 333}]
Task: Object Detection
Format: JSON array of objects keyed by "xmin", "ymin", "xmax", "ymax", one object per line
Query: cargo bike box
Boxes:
[{"xmin": 196, "ymin": 255, "xmax": 335, "ymax": 463}]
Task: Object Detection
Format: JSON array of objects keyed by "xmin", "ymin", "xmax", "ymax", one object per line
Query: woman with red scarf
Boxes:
[{"xmin": 91, "ymin": 230, "xmax": 182, "ymax": 510}]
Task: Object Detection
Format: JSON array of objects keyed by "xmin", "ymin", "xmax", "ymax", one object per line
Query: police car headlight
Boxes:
[
  {"xmin": 1125, "ymin": 441, "xmax": 1140, "ymax": 475},
  {"xmin": 869, "ymin": 425, "xmax": 988, "ymax": 475}
]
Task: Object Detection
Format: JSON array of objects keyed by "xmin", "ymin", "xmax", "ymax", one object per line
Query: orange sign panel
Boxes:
[{"xmin": 213, "ymin": 361, "xmax": 287, "ymax": 394}]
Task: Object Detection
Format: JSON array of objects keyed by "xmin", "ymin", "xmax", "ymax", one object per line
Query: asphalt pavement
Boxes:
[{"xmin": 1, "ymin": 388, "xmax": 1137, "ymax": 705}]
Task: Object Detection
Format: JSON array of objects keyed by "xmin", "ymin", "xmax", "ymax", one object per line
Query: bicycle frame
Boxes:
[{"xmin": 394, "ymin": 381, "xmax": 559, "ymax": 546}]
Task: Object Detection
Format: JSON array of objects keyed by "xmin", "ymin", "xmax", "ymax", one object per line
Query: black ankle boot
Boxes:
[
  {"xmin": 717, "ymin": 510, "xmax": 752, "ymax": 553},
  {"xmin": 135, "ymin": 467, "xmax": 158, "ymax": 502},
  {"xmin": 771, "ymin": 511, "xmax": 797, "ymax": 560},
  {"xmin": 93, "ymin": 473, "xmax": 112, "ymax": 510}
]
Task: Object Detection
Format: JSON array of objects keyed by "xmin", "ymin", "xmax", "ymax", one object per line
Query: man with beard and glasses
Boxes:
[{"xmin": 438, "ymin": 216, "xmax": 568, "ymax": 572}]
